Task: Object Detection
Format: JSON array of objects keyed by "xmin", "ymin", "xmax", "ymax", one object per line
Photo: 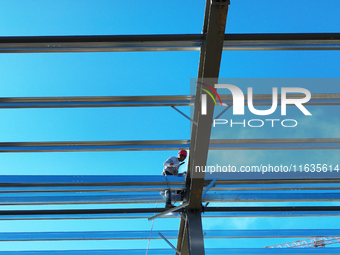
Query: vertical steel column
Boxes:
[
  {"xmin": 187, "ymin": 0, "xmax": 230, "ymax": 208},
  {"xmin": 176, "ymin": 0, "xmax": 230, "ymax": 255},
  {"xmin": 186, "ymin": 209, "xmax": 206, "ymax": 255}
]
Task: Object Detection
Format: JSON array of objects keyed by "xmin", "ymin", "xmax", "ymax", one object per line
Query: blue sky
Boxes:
[{"xmin": 0, "ymin": 0, "xmax": 340, "ymax": 252}]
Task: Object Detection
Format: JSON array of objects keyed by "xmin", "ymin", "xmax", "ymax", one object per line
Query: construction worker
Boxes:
[{"xmin": 162, "ymin": 150, "xmax": 187, "ymax": 208}]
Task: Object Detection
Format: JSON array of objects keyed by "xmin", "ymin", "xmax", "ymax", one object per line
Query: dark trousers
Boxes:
[
  {"xmin": 165, "ymin": 189, "xmax": 171, "ymax": 204},
  {"xmin": 162, "ymin": 171, "xmax": 173, "ymax": 204}
]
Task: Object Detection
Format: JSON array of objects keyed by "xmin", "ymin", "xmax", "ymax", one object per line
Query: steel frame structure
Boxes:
[
  {"xmin": 0, "ymin": 93, "xmax": 339, "ymax": 109},
  {"xmin": 2, "ymin": 229, "xmax": 340, "ymax": 241},
  {"xmin": 2, "ymin": 0, "xmax": 340, "ymax": 254},
  {"xmin": 2, "ymin": 206, "xmax": 340, "ymax": 221},
  {"xmin": 1, "ymin": 138, "xmax": 340, "ymax": 152},
  {"xmin": 0, "ymin": 249, "xmax": 340, "ymax": 255},
  {"xmin": 0, "ymin": 33, "xmax": 339, "ymax": 53}
]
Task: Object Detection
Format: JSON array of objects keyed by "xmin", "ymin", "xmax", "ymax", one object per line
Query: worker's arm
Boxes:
[
  {"xmin": 163, "ymin": 157, "xmax": 179, "ymax": 167},
  {"xmin": 163, "ymin": 157, "xmax": 179, "ymax": 175}
]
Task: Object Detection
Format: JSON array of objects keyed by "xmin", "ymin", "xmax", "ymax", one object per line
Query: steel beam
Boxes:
[
  {"xmin": 0, "ymin": 174, "xmax": 339, "ymax": 187},
  {"xmin": 2, "ymin": 229, "xmax": 340, "ymax": 241},
  {"xmin": 220, "ymin": 93, "xmax": 340, "ymax": 106},
  {"xmin": 0, "ymin": 94, "xmax": 339, "ymax": 109},
  {"xmin": 209, "ymin": 138, "xmax": 340, "ymax": 150},
  {"xmin": 158, "ymin": 232, "xmax": 181, "ymax": 255},
  {"xmin": 0, "ymin": 175, "xmax": 185, "ymax": 187},
  {"xmin": 0, "ymin": 194, "xmax": 166, "ymax": 205},
  {"xmin": 0, "ymin": 250, "xmax": 171, "ymax": 255},
  {"xmin": 0, "ymin": 208, "xmax": 181, "ymax": 221},
  {"xmin": 213, "ymin": 172, "xmax": 340, "ymax": 183},
  {"xmin": 178, "ymin": 1, "xmax": 230, "ymax": 254},
  {"xmin": 206, "ymin": 211, "xmax": 340, "ymax": 218},
  {"xmin": 1, "ymin": 191, "xmax": 340, "ymax": 205},
  {"xmin": 1, "ymin": 138, "xmax": 339, "ymax": 153},
  {"xmin": 0, "ymin": 227, "xmax": 330, "ymax": 239},
  {"xmin": 0, "ymin": 95, "xmax": 194, "ymax": 109},
  {"xmin": 209, "ymin": 183, "xmax": 340, "ymax": 191},
  {"xmin": 186, "ymin": 209, "xmax": 205, "ymax": 255},
  {"xmin": 223, "ymin": 33, "xmax": 340, "ymax": 51},
  {"xmin": 9, "ymin": 182, "xmax": 340, "ymax": 194},
  {"xmin": 0, "ymin": 186, "xmax": 185, "ymax": 193},
  {"xmin": 3, "ymin": 174, "xmax": 340, "ymax": 192},
  {"xmin": 206, "ymin": 248, "xmax": 340, "ymax": 254},
  {"xmin": 0, "ymin": 140, "xmax": 189, "ymax": 153},
  {"xmin": 1, "ymin": 206, "xmax": 340, "ymax": 220},
  {"xmin": 0, "ymin": 230, "xmax": 176, "ymax": 241},
  {"xmin": 148, "ymin": 203, "xmax": 189, "ymax": 221},
  {"xmin": 188, "ymin": 0, "xmax": 229, "ymax": 209},
  {"xmin": 1, "ymin": 248, "xmax": 340, "ymax": 255},
  {"xmin": 0, "ymin": 34, "xmax": 202, "ymax": 53},
  {"xmin": 0, "ymin": 33, "xmax": 339, "ymax": 53}
]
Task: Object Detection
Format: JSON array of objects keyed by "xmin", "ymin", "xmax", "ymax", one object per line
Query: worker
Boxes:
[{"xmin": 162, "ymin": 150, "xmax": 187, "ymax": 208}]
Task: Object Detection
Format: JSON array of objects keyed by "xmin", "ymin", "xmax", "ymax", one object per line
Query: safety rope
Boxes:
[{"xmin": 145, "ymin": 203, "xmax": 157, "ymax": 255}]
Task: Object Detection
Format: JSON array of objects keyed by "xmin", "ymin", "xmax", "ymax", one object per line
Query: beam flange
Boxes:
[
  {"xmin": 3, "ymin": 229, "xmax": 339, "ymax": 241},
  {"xmin": 0, "ymin": 140, "xmax": 189, "ymax": 153},
  {"xmin": 0, "ymin": 33, "xmax": 340, "ymax": 53},
  {"xmin": 223, "ymin": 33, "xmax": 340, "ymax": 50},
  {"xmin": 1, "ymin": 206, "xmax": 340, "ymax": 220},
  {"xmin": 180, "ymin": 0, "xmax": 230, "ymax": 254},
  {"xmin": 0, "ymin": 138, "xmax": 339, "ymax": 152},
  {"xmin": 0, "ymin": 34, "xmax": 202, "ymax": 53},
  {"xmin": 0, "ymin": 95, "xmax": 194, "ymax": 108},
  {"xmin": 0, "ymin": 94, "xmax": 339, "ymax": 109},
  {"xmin": 1, "ymin": 191, "xmax": 340, "ymax": 205}
]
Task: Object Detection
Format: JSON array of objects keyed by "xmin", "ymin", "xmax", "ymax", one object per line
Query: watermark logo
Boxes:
[
  {"xmin": 196, "ymin": 81, "xmax": 312, "ymax": 128},
  {"xmin": 198, "ymin": 82, "xmax": 227, "ymax": 115},
  {"xmin": 200, "ymin": 84, "xmax": 312, "ymax": 116}
]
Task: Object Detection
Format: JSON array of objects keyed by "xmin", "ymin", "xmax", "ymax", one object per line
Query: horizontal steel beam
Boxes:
[
  {"xmin": 213, "ymin": 172, "xmax": 340, "ymax": 184},
  {"xmin": 0, "ymin": 230, "xmax": 174, "ymax": 241},
  {"xmin": 223, "ymin": 33, "xmax": 340, "ymax": 51},
  {"xmin": 0, "ymin": 34, "xmax": 203, "ymax": 53},
  {"xmin": 220, "ymin": 93, "xmax": 340, "ymax": 106},
  {"xmin": 1, "ymin": 138, "xmax": 340, "ymax": 152},
  {"xmin": 148, "ymin": 202, "xmax": 189, "ymax": 221},
  {"xmin": 210, "ymin": 183, "xmax": 340, "ymax": 191},
  {"xmin": 206, "ymin": 211, "xmax": 340, "ymax": 218},
  {"xmin": 1, "ymin": 210, "xmax": 340, "ymax": 220},
  {"xmin": 0, "ymin": 94, "xmax": 338, "ymax": 109},
  {"xmin": 0, "ymin": 250, "xmax": 171, "ymax": 255},
  {"xmin": 0, "ymin": 186, "xmax": 184, "ymax": 193},
  {"xmin": 6, "ymin": 182, "xmax": 336, "ymax": 193},
  {"xmin": 1, "ymin": 229, "xmax": 339, "ymax": 241},
  {"xmin": 0, "ymin": 249, "xmax": 340, "ymax": 255},
  {"xmin": 1, "ymin": 206, "xmax": 340, "ymax": 220},
  {"xmin": 209, "ymin": 248, "xmax": 340, "ymax": 255},
  {"xmin": 0, "ymin": 175, "xmax": 185, "ymax": 187},
  {"xmin": 0, "ymin": 174, "xmax": 339, "ymax": 188},
  {"xmin": 209, "ymin": 138, "xmax": 340, "ymax": 150},
  {"xmin": 207, "ymin": 206, "xmax": 340, "ymax": 218},
  {"xmin": 0, "ymin": 33, "xmax": 339, "ymax": 53},
  {"xmin": 0, "ymin": 140, "xmax": 190, "ymax": 153},
  {"xmin": 2, "ymin": 182, "xmax": 339, "ymax": 194},
  {"xmin": 0, "ymin": 95, "xmax": 194, "ymax": 109},
  {"xmin": 1, "ymin": 191, "xmax": 340, "ymax": 205}
]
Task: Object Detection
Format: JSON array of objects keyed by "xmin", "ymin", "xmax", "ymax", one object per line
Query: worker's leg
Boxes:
[
  {"xmin": 165, "ymin": 189, "xmax": 172, "ymax": 207},
  {"xmin": 162, "ymin": 172, "xmax": 175, "ymax": 208}
]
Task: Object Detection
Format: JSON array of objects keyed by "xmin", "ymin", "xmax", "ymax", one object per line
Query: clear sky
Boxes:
[{"xmin": 0, "ymin": 0, "xmax": 340, "ymax": 252}]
